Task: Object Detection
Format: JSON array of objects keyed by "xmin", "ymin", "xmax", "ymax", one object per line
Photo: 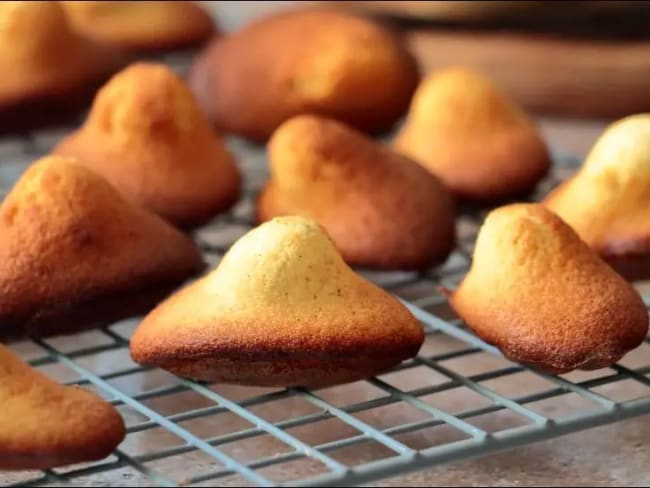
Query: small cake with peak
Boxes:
[
  {"xmin": 0, "ymin": 343, "xmax": 125, "ymax": 469},
  {"xmin": 189, "ymin": 8, "xmax": 419, "ymax": 141},
  {"xmin": 544, "ymin": 114, "xmax": 650, "ymax": 280},
  {"xmin": 257, "ymin": 115, "xmax": 455, "ymax": 270},
  {"xmin": 62, "ymin": 1, "xmax": 215, "ymax": 51},
  {"xmin": 0, "ymin": 156, "xmax": 203, "ymax": 336},
  {"xmin": 447, "ymin": 203, "xmax": 648, "ymax": 373},
  {"xmin": 54, "ymin": 63, "xmax": 241, "ymax": 227},
  {"xmin": 130, "ymin": 216, "xmax": 425, "ymax": 387},
  {"xmin": 0, "ymin": 1, "xmax": 123, "ymax": 119},
  {"xmin": 394, "ymin": 66, "xmax": 549, "ymax": 202}
]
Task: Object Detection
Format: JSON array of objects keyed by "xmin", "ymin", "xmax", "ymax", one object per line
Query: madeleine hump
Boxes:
[
  {"xmin": 447, "ymin": 203, "xmax": 648, "ymax": 374},
  {"xmin": 62, "ymin": 1, "xmax": 215, "ymax": 51},
  {"xmin": 0, "ymin": 343, "xmax": 125, "ymax": 470},
  {"xmin": 189, "ymin": 8, "xmax": 419, "ymax": 141},
  {"xmin": 545, "ymin": 114, "xmax": 650, "ymax": 281},
  {"xmin": 55, "ymin": 62, "xmax": 241, "ymax": 227},
  {"xmin": 0, "ymin": 1, "xmax": 123, "ymax": 118},
  {"xmin": 0, "ymin": 156, "xmax": 203, "ymax": 336},
  {"xmin": 257, "ymin": 115, "xmax": 456, "ymax": 270},
  {"xmin": 130, "ymin": 216, "xmax": 425, "ymax": 387},
  {"xmin": 395, "ymin": 67, "xmax": 549, "ymax": 202}
]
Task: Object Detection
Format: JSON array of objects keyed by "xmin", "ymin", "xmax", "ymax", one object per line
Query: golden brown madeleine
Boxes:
[
  {"xmin": 257, "ymin": 115, "xmax": 455, "ymax": 270},
  {"xmin": 0, "ymin": 343, "xmax": 125, "ymax": 470},
  {"xmin": 62, "ymin": 1, "xmax": 215, "ymax": 51},
  {"xmin": 544, "ymin": 114, "xmax": 650, "ymax": 280},
  {"xmin": 448, "ymin": 204, "xmax": 648, "ymax": 374},
  {"xmin": 394, "ymin": 67, "xmax": 550, "ymax": 202},
  {"xmin": 189, "ymin": 8, "xmax": 419, "ymax": 141},
  {"xmin": 130, "ymin": 216, "xmax": 424, "ymax": 388},
  {"xmin": 0, "ymin": 156, "xmax": 203, "ymax": 335},
  {"xmin": 0, "ymin": 1, "xmax": 123, "ymax": 112},
  {"xmin": 54, "ymin": 63, "xmax": 241, "ymax": 227}
]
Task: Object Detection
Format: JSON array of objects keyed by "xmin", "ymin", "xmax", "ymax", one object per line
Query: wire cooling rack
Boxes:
[{"xmin": 2, "ymin": 58, "xmax": 650, "ymax": 488}]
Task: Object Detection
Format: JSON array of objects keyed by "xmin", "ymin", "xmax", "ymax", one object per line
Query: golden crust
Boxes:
[
  {"xmin": 544, "ymin": 114, "xmax": 650, "ymax": 280},
  {"xmin": 394, "ymin": 66, "xmax": 549, "ymax": 201},
  {"xmin": 0, "ymin": 156, "xmax": 203, "ymax": 335},
  {"xmin": 256, "ymin": 115, "xmax": 455, "ymax": 270},
  {"xmin": 151, "ymin": 356, "xmax": 407, "ymax": 388},
  {"xmin": 189, "ymin": 8, "xmax": 419, "ymax": 141},
  {"xmin": 62, "ymin": 1, "xmax": 215, "ymax": 51},
  {"xmin": 0, "ymin": 343, "xmax": 125, "ymax": 469},
  {"xmin": 0, "ymin": 1, "xmax": 124, "ymax": 111},
  {"xmin": 54, "ymin": 63, "xmax": 241, "ymax": 227},
  {"xmin": 130, "ymin": 216, "xmax": 425, "ymax": 387},
  {"xmin": 449, "ymin": 204, "xmax": 648, "ymax": 373}
]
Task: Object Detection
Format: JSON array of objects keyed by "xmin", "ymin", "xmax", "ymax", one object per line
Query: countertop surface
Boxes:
[{"xmin": 2, "ymin": 2, "xmax": 649, "ymax": 487}]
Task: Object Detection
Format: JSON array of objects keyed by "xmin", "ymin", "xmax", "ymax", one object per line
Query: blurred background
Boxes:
[
  {"xmin": 208, "ymin": 0, "xmax": 650, "ymax": 154},
  {"xmin": 2, "ymin": 3, "xmax": 650, "ymax": 487}
]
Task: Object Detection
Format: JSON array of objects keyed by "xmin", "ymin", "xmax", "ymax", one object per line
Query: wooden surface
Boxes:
[
  {"xmin": 328, "ymin": 1, "xmax": 650, "ymax": 118},
  {"xmin": 406, "ymin": 29, "xmax": 650, "ymax": 118},
  {"xmin": 2, "ymin": 113, "xmax": 648, "ymax": 487},
  {"xmin": 1, "ymin": 4, "xmax": 648, "ymax": 487},
  {"xmin": 327, "ymin": 1, "xmax": 646, "ymax": 23},
  {"xmin": 179, "ymin": 5, "xmax": 650, "ymax": 485},
  {"xmin": 219, "ymin": 2, "xmax": 650, "ymax": 118}
]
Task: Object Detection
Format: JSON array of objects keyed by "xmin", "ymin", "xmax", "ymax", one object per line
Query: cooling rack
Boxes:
[{"xmin": 2, "ymin": 57, "xmax": 650, "ymax": 488}]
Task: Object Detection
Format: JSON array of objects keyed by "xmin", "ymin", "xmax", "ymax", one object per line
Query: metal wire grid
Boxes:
[
  {"xmin": 1, "ymin": 49, "xmax": 650, "ymax": 484},
  {"xmin": 0, "ymin": 134, "xmax": 650, "ymax": 486}
]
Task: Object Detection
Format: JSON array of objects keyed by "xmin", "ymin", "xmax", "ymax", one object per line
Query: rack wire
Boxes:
[{"xmin": 2, "ymin": 57, "xmax": 650, "ymax": 488}]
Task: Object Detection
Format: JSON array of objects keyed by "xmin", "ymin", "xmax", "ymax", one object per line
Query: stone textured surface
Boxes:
[{"xmin": 1, "ymin": 2, "xmax": 648, "ymax": 487}]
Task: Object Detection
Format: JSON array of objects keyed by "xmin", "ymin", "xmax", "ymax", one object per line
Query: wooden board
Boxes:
[
  {"xmin": 327, "ymin": 1, "xmax": 650, "ymax": 118},
  {"xmin": 328, "ymin": 1, "xmax": 645, "ymax": 23},
  {"xmin": 405, "ymin": 29, "xmax": 650, "ymax": 118}
]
